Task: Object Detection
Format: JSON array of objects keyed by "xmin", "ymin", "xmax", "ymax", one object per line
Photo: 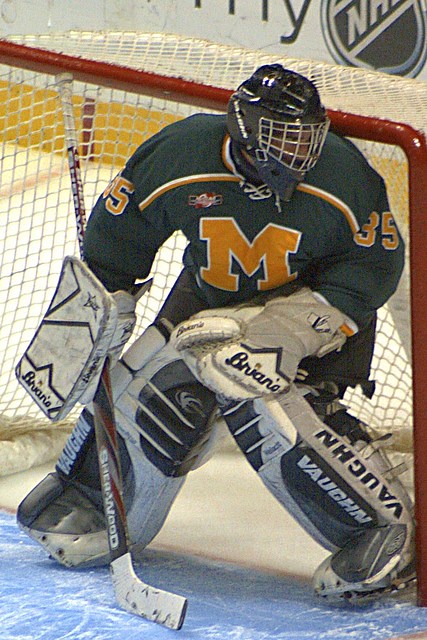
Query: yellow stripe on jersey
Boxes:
[
  {"xmin": 138, "ymin": 134, "xmax": 240, "ymax": 212},
  {"xmin": 297, "ymin": 183, "xmax": 360, "ymax": 235},
  {"xmin": 222, "ymin": 135, "xmax": 361, "ymax": 237},
  {"xmin": 138, "ymin": 173, "xmax": 241, "ymax": 212}
]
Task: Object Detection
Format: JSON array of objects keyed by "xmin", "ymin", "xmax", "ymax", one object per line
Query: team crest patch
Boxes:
[{"xmin": 188, "ymin": 192, "xmax": 223, "ymax": 208}]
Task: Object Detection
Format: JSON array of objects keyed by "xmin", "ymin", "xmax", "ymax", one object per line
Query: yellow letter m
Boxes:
[{"xmin": 200, "ymin": 218, "xmax": 301, "ymax": 292}]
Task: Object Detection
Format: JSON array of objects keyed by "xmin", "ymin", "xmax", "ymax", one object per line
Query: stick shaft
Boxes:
[
  {"xmin": 56, "ymin": 74, "xmax": 187, "ymax": 629},
  {"xmin": 56, "ymin": 73, "xmax": 87, "ymax": 257},
  {"xmin": 56, "ymin": 73, "xmax": 187, "ymax": 628},
  {"xmin": 56, "ymin": 72, "xmax": 129, "ymax": 557}
]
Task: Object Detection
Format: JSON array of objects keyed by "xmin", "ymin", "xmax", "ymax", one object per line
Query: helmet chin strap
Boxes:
[
  {"xmin": 230, "ymin": 142, "xmax": 265, "ymax": 186},
  {"xmin": 230, "ymin": 142, "xmax": 305, "ymax": 202},
  {"xmin": 253, "ymin": 148, "xmax": 304, "ymax": 202}
]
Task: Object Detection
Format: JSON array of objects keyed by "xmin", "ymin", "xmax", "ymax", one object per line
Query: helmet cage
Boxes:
[
  {"xmin": 227, "ymin": 66, "xmax": 331, "ymax": 200},
  {"xmin": 258, "ymin": 116, "xmax": 330, "ymax": 172}
]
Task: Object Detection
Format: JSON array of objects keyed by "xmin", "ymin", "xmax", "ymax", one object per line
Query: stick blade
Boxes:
[{"xmin": 110, "ymin": 553, "xmax": 188, "ymax": 630}]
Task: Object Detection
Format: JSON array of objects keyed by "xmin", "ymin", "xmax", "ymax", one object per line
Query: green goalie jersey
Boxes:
[{"xmin": 84, "ymin": 114, "xmax": 404, "ymax": 329}]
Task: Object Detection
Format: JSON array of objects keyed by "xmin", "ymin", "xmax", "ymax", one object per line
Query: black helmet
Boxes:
[{"xmin": 227, "ymin": 65, "xmax": 330, "ymax": 200}]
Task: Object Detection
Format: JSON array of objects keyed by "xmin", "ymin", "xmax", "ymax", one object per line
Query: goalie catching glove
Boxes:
[
  {"xmin": 16, "ymin": 256, "xmax": 137, "ymax": 421},
  {"xmin": 170, "ymin": 288, "xmax": 356, "ymax": 400}
]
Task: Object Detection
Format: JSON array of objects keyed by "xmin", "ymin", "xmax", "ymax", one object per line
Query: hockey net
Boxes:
[{"xmin": 0, "ymin": 33, "xmax": 425, "ymax": 501}]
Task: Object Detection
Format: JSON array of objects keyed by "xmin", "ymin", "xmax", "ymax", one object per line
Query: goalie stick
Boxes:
[{"xmin": 55, "ymin": 73, "xmax": 188, "ymax": 630}]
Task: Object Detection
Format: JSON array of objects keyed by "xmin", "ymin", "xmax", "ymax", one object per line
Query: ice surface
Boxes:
[{"xmin": 1, "ymin": 510, "xmax": 427, "ymax": 640}]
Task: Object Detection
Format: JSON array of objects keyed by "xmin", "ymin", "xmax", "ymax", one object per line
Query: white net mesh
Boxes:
[{"xmin": 0, "ymin": 31, "xmax": 423, "ymax": 479}]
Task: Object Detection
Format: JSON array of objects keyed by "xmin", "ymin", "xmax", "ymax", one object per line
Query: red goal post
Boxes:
[{"xmin": 1, "ymin": 32, "xmax": 427, "ymax": 604}]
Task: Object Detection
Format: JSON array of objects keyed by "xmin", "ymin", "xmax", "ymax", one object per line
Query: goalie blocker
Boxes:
[
  {"xmin": 15, "ymin": 256, "xmax": 137, "ymax": 421},
  {"xmin": 16, "ymin": 271, "xmax": 415, "ymax": 600}
]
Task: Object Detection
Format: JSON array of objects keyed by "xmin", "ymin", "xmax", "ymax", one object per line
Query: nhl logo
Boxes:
[{"xmin": 321, "ymin": 0, "xmax": 427, "ymax": 78}]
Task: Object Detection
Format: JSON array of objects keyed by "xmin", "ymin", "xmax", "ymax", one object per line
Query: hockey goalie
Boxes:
[{"xmin": 16, "ymin": 64, "xmax": 415, "ymax": 601}]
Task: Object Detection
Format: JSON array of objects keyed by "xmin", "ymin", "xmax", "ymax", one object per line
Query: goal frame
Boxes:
[{"xmin": 1, "ymin": 37, "xmax": 427, "ymax": 605}]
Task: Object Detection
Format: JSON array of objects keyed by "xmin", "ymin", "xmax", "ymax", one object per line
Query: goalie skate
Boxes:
[
  {"xmin": 313, "ymin": 524, "xmax": 416, "ymax": 601},
  {"xmin": 17, "ymin": 466, "xmax": 112, "ymax": 568}
]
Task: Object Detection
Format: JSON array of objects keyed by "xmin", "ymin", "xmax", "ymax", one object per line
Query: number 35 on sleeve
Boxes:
[{"xmin": 354, "ymin": 211, "xmax": 399, "ymax": 249}]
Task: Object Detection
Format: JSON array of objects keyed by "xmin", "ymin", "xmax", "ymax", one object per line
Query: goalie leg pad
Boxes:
[
  {"xmin": 115, "ymin": 340, "xmax": 219, "ymax": 477},
  {"xmin": 17, "ymin": 397, "xmax": 202, "ymax": 568},
  {"xmin": 221, "ymin": 385, "xmax": 414, "ymax": 597},
  {"xmin": 113, "ymin": 332, "xmax": 223, "ymax": 548},
  {"xmin": 17, "ymin": 408, "xmax": 135, "ymax": 568},
  {"xmin": 18, "ymin": 332, "xmax": 222, "ymax": 568},
  {"xmin": 221, "ymin": 396, "xmax": 343, "ymax": 551}
]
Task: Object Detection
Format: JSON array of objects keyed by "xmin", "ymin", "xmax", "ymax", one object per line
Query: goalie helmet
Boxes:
[{"xmin": 227, "ymin": 64, "xmax": 330, "ymax": 201}]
